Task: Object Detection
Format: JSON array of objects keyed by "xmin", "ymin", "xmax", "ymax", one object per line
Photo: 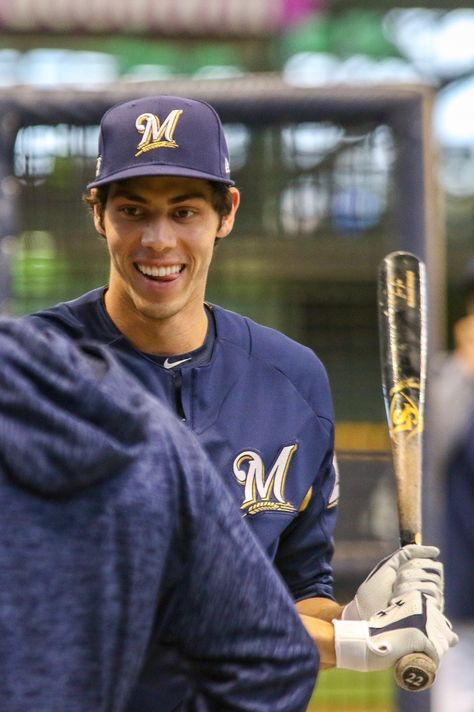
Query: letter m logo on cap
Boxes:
[{"xmin": 135, "ymin": 110, "xmax": 184, "ymax": 156}]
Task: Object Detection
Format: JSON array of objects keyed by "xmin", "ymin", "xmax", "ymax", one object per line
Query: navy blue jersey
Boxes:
[{"xmin": 26, "ymin": 287, "xmax": 339, "ymax": 603}]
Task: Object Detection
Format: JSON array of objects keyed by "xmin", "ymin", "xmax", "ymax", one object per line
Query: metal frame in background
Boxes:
[{"xmin": 0, "ymin": 74, "xmax": 445, "ymax": 353}]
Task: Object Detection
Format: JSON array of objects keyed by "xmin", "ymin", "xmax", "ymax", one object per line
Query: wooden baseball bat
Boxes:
[{"xmin": 377, "ymin": 250, "xmax": 437, "ymax": 692}]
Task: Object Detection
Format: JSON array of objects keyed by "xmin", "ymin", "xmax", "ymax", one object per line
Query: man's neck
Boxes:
[{"xmin": 104, "ymin": 292, "xmax": 209, "ymax": 356}]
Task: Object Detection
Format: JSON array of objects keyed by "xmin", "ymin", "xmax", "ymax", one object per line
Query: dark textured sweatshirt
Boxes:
[{"xmin": 0, "ymin": 318, "xmax": 317, "ymax": 712}]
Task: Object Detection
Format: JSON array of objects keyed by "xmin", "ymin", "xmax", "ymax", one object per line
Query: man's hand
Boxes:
[
  {"xmin": 334, "ymin": 591, "xmax": 458, "ymax": 673},
  {"xmin": 342, "ymin": 545, "xmax": 444, "ymax": 620}
]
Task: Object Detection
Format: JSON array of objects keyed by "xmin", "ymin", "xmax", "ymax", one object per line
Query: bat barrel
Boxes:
[{"xmin": 378, "ymin": 250, "xmax": 427, "ymax": 546}]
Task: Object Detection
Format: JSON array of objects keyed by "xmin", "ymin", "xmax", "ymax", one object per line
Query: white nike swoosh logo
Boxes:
[{"xmin": 163, "ymin": 357, "xmax": 192, "ymax": 369}]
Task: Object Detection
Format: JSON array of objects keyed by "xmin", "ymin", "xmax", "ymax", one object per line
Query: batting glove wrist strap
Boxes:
[{"xmin": 334, "ymin": 619, "xmax": 370, "ymax": 671}]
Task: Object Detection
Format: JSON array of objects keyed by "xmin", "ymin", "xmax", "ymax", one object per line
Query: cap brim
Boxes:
[{"xmin": 87, "ymin": 164, "xmax": 234, "ymax": 189}]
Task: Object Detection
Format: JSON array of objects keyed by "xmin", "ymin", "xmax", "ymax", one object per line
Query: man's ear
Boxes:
[
  {"xmin": 216, "ymin": 187, "xmax": 240, "ymax": 239},
  {"xmin": 93, "ymin": 203, "xmax": 106, "ymax": 237}
]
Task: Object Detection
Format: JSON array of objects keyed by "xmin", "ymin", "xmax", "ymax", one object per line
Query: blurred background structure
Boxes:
[{"xmin": 0, "ymin": 2, "xmax": 473, "ymax": 710}]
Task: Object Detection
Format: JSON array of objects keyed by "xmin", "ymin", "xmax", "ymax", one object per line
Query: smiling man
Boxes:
[{"xmin": 25, "ymin": 95, "xmax": 454, "ymax": 711}]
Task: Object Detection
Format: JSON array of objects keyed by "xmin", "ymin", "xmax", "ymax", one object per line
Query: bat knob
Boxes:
[{"xmin": 394, "ymin": 653, "xmax": 437, "ymax": 691}]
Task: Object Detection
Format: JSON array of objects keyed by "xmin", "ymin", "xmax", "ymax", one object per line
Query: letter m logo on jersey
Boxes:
[{"xmin": 233, "ymin": 445, "xmax": 298, "ymax": 515}]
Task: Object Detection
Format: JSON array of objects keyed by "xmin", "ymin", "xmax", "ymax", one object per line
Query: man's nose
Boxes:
[{"xmin": 140, "ymin": 218, "xmax": 176, "ymax": 247}]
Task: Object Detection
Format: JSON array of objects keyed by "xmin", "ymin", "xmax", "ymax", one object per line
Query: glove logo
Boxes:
[
  {"xmin": 135, "ymin": 110, "xmax": 184, "ymax": 156},
  {"xmin": 233, "ymin": 444, "xmax": 298, "ymax": 516}
]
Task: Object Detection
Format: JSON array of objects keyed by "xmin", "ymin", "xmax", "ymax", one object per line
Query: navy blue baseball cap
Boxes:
[{"xmin": 87, "ymin": 95, "xmax": 234, "ymax": 188}]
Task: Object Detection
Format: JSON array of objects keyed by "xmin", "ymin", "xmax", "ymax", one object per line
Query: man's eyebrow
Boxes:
[
  {"xmin": 168, "ymin": 192, "xmax": 207, "ymax": 204},
  {"xmin": 109, "ymin": 189, "xmax": 147, "ymax": 203},
  {"xmin": 109, "ymin": 189, "xmax": 208, "ymax": 204}
]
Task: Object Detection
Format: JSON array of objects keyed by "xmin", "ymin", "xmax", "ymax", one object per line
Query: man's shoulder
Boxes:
[
  {"xmin": 213, "ymin": 304, "xmax": 325, "ymax": 373},
  {"xmin": 24, "ymin": 288, "xmax": 107, "ymax": 340},
  {"xmin": 212, "ymin": 305, "xmax": 333, "ymax": 418}
]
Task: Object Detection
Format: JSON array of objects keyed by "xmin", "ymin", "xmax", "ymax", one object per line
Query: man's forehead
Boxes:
[{"xmin": 108, "ymin": 176, "xmax": 212, "ymax": 201}]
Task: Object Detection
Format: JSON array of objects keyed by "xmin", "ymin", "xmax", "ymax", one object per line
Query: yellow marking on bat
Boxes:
[
  {"xmin": 391, "ymin": 270, "xmax": 417, "ymax": 308},
  {"xmin": 389, "ymin": 379, "xmax": 423, "ymax": 436}
]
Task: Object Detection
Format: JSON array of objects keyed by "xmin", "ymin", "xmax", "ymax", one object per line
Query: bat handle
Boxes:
[{"xmin": 394, "ymin": 652, "xmax": 437, "ymax": 691}]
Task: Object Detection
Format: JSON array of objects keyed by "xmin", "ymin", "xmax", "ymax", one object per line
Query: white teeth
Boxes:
[{"xmin": 138, "ymin": 264, "xmax": 182, "ymax": 277}]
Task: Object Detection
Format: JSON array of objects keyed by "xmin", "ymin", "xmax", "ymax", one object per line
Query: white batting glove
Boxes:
[
  {"xmin": 392, "ymin": 556, "xmax": 444, "ymax": 609},
  {"xmin": 334, "ymin": 590, "xmax": 458, "ymax": 673},
  {"xmin": 342, "ymin": 545, "xmax": 444, "ymax": 620}
]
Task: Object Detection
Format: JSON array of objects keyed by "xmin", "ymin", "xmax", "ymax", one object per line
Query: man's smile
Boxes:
[{"xmin": 135, "ymin": 263, "xmax": 184, "ymax": 280}]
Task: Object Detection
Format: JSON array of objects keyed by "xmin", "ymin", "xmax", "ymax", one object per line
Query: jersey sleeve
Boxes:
[
  {"xmin": 274, "ymin": 450, "xmax": 339, "ymax": 602},
  {"xmin": 269, "ymin": 343, "xmax": 338, "ymax": 602}
]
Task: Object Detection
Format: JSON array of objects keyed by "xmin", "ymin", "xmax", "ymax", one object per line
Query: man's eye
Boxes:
[
  {"xmin": 175, "ymin": 208, "xmax": 194, "ymax": 219},
  {"xmin": 120, "ymin": 206, "xmax": 142, "ymax": 217}
]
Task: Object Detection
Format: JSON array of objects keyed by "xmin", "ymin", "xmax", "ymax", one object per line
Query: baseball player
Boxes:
[
  {"xmin": 0, "ymin": 317, "xmax": 318, "ymax": 712},
  {"xmin": 25, "ymin": 95, "xmax": 456, "ymax": 710}
]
